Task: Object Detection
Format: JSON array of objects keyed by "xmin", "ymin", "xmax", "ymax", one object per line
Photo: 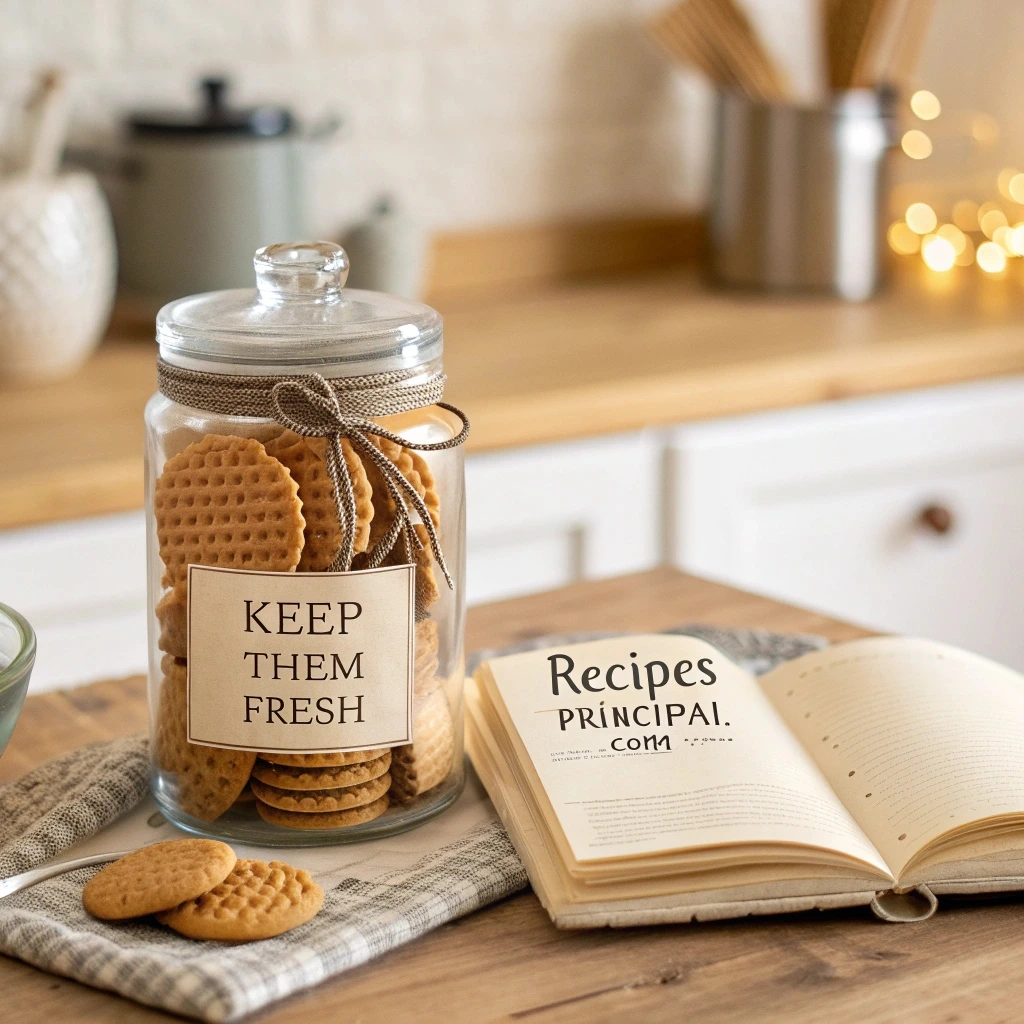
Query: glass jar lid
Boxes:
[{"xmin": 156, "ymin": 241, "xmax": 443, "ymax": 377}]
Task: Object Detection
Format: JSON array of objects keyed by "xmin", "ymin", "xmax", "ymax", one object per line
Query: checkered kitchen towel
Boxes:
[{"xmin": 0, "ymin": 625, "xmax": 823, "ymax": 1022}]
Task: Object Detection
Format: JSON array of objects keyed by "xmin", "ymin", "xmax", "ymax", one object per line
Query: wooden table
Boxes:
[{"xmin": 4, "ymin": 569, "xmax": 1023, "ymax": 1023}]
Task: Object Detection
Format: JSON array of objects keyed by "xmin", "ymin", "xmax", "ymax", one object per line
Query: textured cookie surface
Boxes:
[
  {"xmin": 156, "ymin": 585, "xmax": 188, "ymax": 659},
  {"xmin": 256, "ymin": 793, "xmax": 389, "ymax": 830},
  {"xmin": 157, "ymin": 858, "xmax": 323, "ymax": 941},
  {"xmin": 415, "ymin": 617, "xmax": 441, "ymax": 695},
  {"xmin": 257, "ymin": 748, "xmax": 388, "ymax": 768},
  {"xmin": 154, "ymin": 656, "xmax": 256, "ymax": 821},
  {"xmin": 251, "ymin": 750, "xmax": 391, "ymax": 791},
  {"xmin": 265, "ymin": 430, "xmax": 373, "ymax": 569},
  {"xmin": 251, "ymin": 772, "xmax": 391, "ymax": 813},
  {"xmin": 83, "ymin": 839, "xmax": 237, "ymax": 921},
  {"xmin": 391, "ymin": 686, "xmax": 455, "ymax": 803},
  {"xmin": 155, "ymin": 434, "xmax": 305, "ymax": 588}
]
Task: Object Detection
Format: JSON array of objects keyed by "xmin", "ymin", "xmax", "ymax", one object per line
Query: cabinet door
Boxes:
[
  {"xmin": 465, "ymin": 432, "xmax": 663, "ymax": 605},
  {"xmin": 0, "ymin": 512, "xmax": 148, "ymax": 691},
  {"xmin": 669, "ymin": 377, "xmax": 1024, "ymax": 668}
]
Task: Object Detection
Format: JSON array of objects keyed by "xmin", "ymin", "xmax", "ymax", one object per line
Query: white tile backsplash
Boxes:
[{"xmin": 0, "ymin": 0, "xmax": 816, "ymax": 234}]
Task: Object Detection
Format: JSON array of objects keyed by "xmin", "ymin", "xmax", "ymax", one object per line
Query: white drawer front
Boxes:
[
  {"xmin": 466, "ymin": 432, "xmax": 663, "ymax": 605},
  {"xmin": 0, "ymin": 512, "xmax": 148, "ymax": 691},
  {"xmin": 670, "ymin": 377, "xmax": 1024, "ymax": 668}
]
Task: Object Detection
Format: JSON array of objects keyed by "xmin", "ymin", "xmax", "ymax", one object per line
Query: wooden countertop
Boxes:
[
  {"xmin": 4, "ymin": 267, "xmax": 1024, "ymax": 531},
  {"xmin": 7, "ymin": 569, "xmax": 1024, "ymax": 1024}
]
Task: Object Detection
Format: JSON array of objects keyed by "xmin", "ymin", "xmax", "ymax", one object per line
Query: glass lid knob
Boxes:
[{"xmin": 254, "ymin": 240, "xmax": 350, "ymax": 303}]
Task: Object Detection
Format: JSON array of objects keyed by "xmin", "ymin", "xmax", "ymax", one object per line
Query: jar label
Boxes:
[{"xmin": 186, "ymin": 563, "xmax": 414, "ymax": 753}]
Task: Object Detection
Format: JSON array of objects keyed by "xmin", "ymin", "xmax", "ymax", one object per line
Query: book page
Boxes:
[
  {"xmin": 481, "ymin": 634, "xmax": 890, "ymax": 875},
  {"xmin": 759, "ymin": 636, "xmax": 1024, "ymax": 878}
]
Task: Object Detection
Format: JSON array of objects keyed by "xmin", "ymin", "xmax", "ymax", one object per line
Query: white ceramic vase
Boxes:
[{"xmin": 0, "ymin": 171, "xmax": 116, "ymax": 381}]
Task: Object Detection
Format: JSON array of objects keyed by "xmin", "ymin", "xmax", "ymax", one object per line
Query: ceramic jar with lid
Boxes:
[{"xmin": 145, "ymin": 241, "xmax": 467, "ymax": 845}]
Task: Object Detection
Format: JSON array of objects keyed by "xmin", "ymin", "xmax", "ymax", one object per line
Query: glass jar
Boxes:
[{"xmin": 145, "ymin": 241, "xmax": 467, "ymax": 846}]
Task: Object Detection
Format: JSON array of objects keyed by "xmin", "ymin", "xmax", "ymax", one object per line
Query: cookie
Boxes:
[
  {"xmin": 83, "ymin": 839, "xmax": 236, "ymax": 921},
  {"xmin": 154, "ymin": 655, "xmax": 256, "ymax": 821},
  {"xmin": 155, "ymin": 434, "xmax": 305, "ymax": 589},
  {"xmin": 265, "ymin": 430, "xmax": 374, "ymax": 569},
  {"xmin": 416, "ymin": 617, "xmax": 441, "ymax": 693},
  {"xmin": 256, "ymin": 747, "xmax": 389, "ymax": 768},
  {"xmin": 251, "ymin": 772, "xmax": 391, "ymax": 813},
  {"xmin": 251, "ymin": 750, "xmax": 391, "ymax": 791},
  {"xmin": 157, "ymin": 858, "xmax": 323, "ymax": 941},
  {"xmin": 256, "ymin": 793, "xmax": 389, "ymax": 830},
  {"xmin": 375, "ymin": 438, "xmax": 441, "ymax": 529},
  {"xmin": 391, "ymin": 686, "xmax": 455, "ymax": 803},
  {"xmin": 156, "ymin": 585, "xmax": 187, "ymax": 659}
]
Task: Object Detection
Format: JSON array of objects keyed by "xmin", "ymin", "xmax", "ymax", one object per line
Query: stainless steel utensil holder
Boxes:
[{"xmin": 709, "ymin": 89, "xmax": 896, "ymax": 301}]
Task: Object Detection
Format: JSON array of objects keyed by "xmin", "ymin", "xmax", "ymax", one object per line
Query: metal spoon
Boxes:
[{"xmin": 0, "ymin": 851, "xmax": 132, "ymax": 900}]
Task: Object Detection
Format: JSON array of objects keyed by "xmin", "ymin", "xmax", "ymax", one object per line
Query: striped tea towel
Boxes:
[{"xmin": 0, "ymin": 625, "xmax": 824, "ymax": 1022}]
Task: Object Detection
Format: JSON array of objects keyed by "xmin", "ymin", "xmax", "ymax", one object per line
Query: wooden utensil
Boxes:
[
  {"xmin": 882, "ymin": 0, "xmax": 937, "ymax": 85},
  {"xmin": 827, "ymin": 0, "xmax": 893, "ymax": 89},
  {"xmin": 650, "ymin": 0, "xmax": 788, "ymax": 103}
]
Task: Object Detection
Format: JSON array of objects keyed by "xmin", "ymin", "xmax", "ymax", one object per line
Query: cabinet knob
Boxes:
[{"xmin": 918, "ymin": 503, "xmax": 954, "ymax": 535}]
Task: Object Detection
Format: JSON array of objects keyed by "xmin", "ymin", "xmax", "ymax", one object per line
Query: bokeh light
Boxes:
[
  {"xmin": 993, "ymin": 225, "xmax": 1015, "ymax": 253},
  {"xmin": 971, "ymin": 114, "xmax": 999, "ymax": 147},
  {"xmin": 1011, "ymin": 224, "xmax": 1024, "ymax": 257},
  {"xmin": 1009, "ymin": 174, "xmax": 1024, "ymax": 204},
  {"xmin": 888, "ymin": 221, "xmax": 920, "ymax": 255},
  {"xmin": 955, "ymin": 236, "xmax": 976, "ymax": 266},
  {"xmin": 921, "ymin": 234, "xmax": 956, "ymax": 271},
  {"xmin": 906, "ymin": 202, "xmax": 937, "ymax": 234},
  {"xmin": 977, "ymin": 241, "xmax": 1007, "ymax": 273},
  {"xmin": 953, "ymin": 199, "xmax": 980, "ymax": 231},
  {"xmin": 998, "ymin": 169, "xmax": 1020, "ymax": 200},
  {"xmin": 937, "ymin": 223, "xmax": 967, "ymax": 254},
  {"xmin": 901, "ymin": 130, "xmax": 932, "ymax": 159},
  {"xmin": 910, "ymin": 90, "xmax": 941, "ymax": 120},
  {"xmin": 980, "ymin": 207, "xmax": 1008, "ymax": 238}
]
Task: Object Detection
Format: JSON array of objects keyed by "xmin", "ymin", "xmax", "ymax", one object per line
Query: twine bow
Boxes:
[
  {"xmin": 156, "ymin": 359, "xmax": 470, "ymax": 592},
  {"xmin": 270, "ymin": 374, "xmax": 468, "ymax": 581}
]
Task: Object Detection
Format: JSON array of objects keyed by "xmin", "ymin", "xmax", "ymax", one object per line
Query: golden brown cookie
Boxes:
[
  {"xmin": 157, "ymin": 858, "xmax": 323, "ymax": 941},
  {"xmin": 256, "ymin": 748, "xmax": 388, "ymax": 768},
  {"xmin": 83, "ymin": 839, "xmax": 237, "ymax": 921},
  {"xmin": 375, "ymin": 438, "xmax": 441, "ymax": 529},
  {"xmin": 390, "ymin": 686, "xmax": 455, "ymax": 803},
  {"xmin": 256, "ymin": 794, "xmax": 389, "ymax": 830},
  {"xmin": 251, "ymin": 751, "xmax": 391, "ymax": 791},
  {"xmin": 154, "ymin": 655, "xmax": 256, "ymax": 821},
  {"xmin": 415, "ymin": 617, "xmax": 441, "ymax": 693},
  {"xmin": 265, "ymin": 430, "xmax": 373, "ymax": 569},
  {"xmin": 155, "ymin": 434, "xmax": 305, "ymax": 589},
  {"xmin": 352, "ymin": 440, "xmax": 441, "ymax": 613},
  {"xmin": 156, "ymin": 585, "xmax": 188, "ymax": 659},
  {"xmin": 251, "ymin": 772, "xmax": 391, "ymax": 813}
]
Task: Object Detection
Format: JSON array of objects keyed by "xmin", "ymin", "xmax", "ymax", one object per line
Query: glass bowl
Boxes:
[{"xmin": 0, "ymin": 603, "xmax": 36, "ymax": 756}]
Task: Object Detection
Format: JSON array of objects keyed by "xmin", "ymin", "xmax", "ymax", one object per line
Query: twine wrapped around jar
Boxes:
[{"xmin": 156, "ymin": 358, "xmax": 470, "ymax": 586}]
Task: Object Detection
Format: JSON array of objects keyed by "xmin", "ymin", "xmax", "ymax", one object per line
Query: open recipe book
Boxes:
[{"xmin": 466, "ymin": 634, "xmax": 1024, "ymax": 927}]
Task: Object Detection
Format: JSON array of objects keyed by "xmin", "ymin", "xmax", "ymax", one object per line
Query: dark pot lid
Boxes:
[{"xmin": 129, "ymin": 77, "xmax": 292, "ymax": 138}]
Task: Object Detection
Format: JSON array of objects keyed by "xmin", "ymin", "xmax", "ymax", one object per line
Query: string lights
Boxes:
[{"xmin": 888, "ymin": 90, "xmax": 1022, "ymax": 277}]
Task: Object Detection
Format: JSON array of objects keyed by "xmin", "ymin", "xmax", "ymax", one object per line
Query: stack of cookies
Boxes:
[{"xmin": 151, "ymin": 430, "xmax": 456, "ymax": 829}]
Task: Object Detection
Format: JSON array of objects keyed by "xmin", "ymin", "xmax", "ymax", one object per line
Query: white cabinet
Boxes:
[
  {"xmin": 464, "ymin": 432, "xmax": 664, "ymax": 605},
  {"xmin": 669, "ymin": 376, "xmax": 1024, "ymax": 669},
  {"xmin": 0, "ymin": 512, "xmax": 148, "ymax": 691}
]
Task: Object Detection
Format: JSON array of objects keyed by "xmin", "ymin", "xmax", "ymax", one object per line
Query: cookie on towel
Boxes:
[
  {"xmin": 154, "ymin": 433, "xmax": 304, "ymax": 589},
  {"xmin": 251, "ymin": 750, "xmax": 391, "ymax": 791},
  {"xmin": 157, "ymin": 858, "xmax": 323, "ymax": 941},
  {"xmin": 256, "ymin": 794, "xmax": 389, "ymax": 831},
  {"xmin": 83, "ymin": 839, "xmax": 236, "ymax": 921}
]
